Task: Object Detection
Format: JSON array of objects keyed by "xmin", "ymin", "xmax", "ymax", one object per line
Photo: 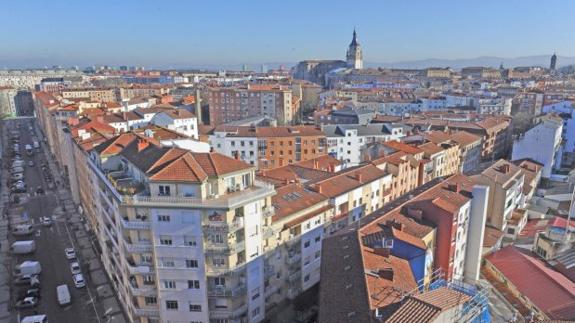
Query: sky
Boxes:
[{"xmin": 0, "ymin": 0, "xmax": 574, "ymax": 69}]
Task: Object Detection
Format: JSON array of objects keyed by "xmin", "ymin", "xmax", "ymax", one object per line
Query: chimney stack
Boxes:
[
  {"xmin": 137, "ymin": 138, "xmax": 149, "ymax": 152},
  {"xmin": 447, "ymin": 183, "xmax": 460, "ymax": 193},
  {"xmin": 234, "ymin": 151, "xmax": 240, "ymax": 160}
]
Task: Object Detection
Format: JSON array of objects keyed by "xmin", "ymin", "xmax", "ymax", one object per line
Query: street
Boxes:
[{"xmin": 0, "ymin": 118, "xmax": 126, "ymax": 323}]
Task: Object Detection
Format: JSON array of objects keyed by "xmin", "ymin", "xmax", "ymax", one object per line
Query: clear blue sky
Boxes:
[{"xmin": 0, "ymin": 0, "xmax": 574, "ymax": 68}]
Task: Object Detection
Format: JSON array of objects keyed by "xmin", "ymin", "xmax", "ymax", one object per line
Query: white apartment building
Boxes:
[
  {"xmin": 150, "ymin": 109, "xmax": 199, "ymax": 139},
  {"xmin": 512, "ymin": 114, "xmax": 563, "ymax": 178},
  {"xmin": 87, "ymin": 136, "xmax": 276, "ymax": 323},
  {"xmin": 0, "ymin": 87, "xmax": 18, "ymax": 116},
  {"xmin": 322, "ymin": 123, "xmax": 406, "ymax": 165},
  {"xmin": 542, "ymin": 100, "xmax": 575, "ymax": 166},
  {"xmin": 473, "ymin": 97, "xmax": 512, "ymax": 115}
]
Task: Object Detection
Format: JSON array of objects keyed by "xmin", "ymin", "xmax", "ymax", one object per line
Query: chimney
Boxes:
[
  {"xmin": 209, "ymin": 146, "xmax": 214, "ymax": 153},
  {"xmin": 406, "ymin": 207, "xmax": 424, "ymax": 221},
  {"xmin": 378, "ymin": 268, "xmax": 394, "ymax": 281},
  {"xmin": 137, "ymin": 138, "xmax": 149, "ymax": 152},
  {"xmin": 391, "ymin": 221, "xmax": 403, "ymax": 231},
  {"xmin": 195, "ymin": 89, "xmax": 203, "ymax": 125},
  {"xmin": 500, "ymin": 164, "xmax": 510, "ymax": 173},
  {"xmin": 313, "ymin": 160, "xmax": 319, "ymax": 170},
  {"xmin": 373, "ymin": 247, "xmax": 391, "ymax": 258},
  {"xmin": 234, "ymin": 151, "xmax": 240, "ymax": 160},
  {"xmin": 354, "ymin": 173, "xmax": 363, "ymax": 183},
  {"xmin": 447, "ymin": 183, "xmax": 460, "ymax": 193}
]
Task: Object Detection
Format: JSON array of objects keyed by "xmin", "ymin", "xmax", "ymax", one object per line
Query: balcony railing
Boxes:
[
  {"xmin": 121, "ymin": 219, "xmax": 151, "ymax": 230},
  {"xmin": 286, "ymin": 253, "xmax": 301, "ymax": 266},
  {"xmin": 133, "ymin": 307, "xmax": 160, "ymax": 318},
  {"xmin": 127, "ymin": 264, "xmax": 154, "ymax": 275},
  {"xmin": 207, "ymin": 283, "xmax": 247, "ymax": 297},
  {"xmin": 123, "ymin": 180, "xmax": 275, "ymax": 210},
  {"xmin": 288, "ymin": 270, "xmax": 301, "ymax": 283},
  {"xmin": 209, "ymin": 303, "xmax": 248, "ymax": 319},
  {"xmin": 124, "ymin": 240, "xmax": 153, "ymax": 253},
  {"xmin": 203, "ymin": 218, "xmax": 244, "ymax": 233},
  {"xmin": 265, "ymin": 285, "xmax": 279, "ymax": 297},
  {"xmin": 263, "ymin": 205, "xmax": 275, "ymax": 217},
  {"xmin": 204, "ymin": 240, "xmax": 245, "ymax": 254},
  {"xmin": 129, "ymin": 284, "xmax": 156, "ymax": 297}
]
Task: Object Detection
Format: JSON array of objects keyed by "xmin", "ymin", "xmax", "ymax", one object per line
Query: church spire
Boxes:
[{"xmin": 346, "ymin": 28, "xmax": 363, "ymax": 69}]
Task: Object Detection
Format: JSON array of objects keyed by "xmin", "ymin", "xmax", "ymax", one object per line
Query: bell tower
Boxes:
[{"xmin": 346, "ymin": 29, "xmax": 363, "ymax": 69}]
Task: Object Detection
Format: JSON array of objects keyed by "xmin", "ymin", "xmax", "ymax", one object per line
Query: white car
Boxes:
[
  {"xmin": 41, "ymin": 217, "xmax": 52, "ymax": 227},
  {"xmin": 64, "ymin": 248, "xmax": 76, "ymax": 260},
  {"xmin": 73, "ymin": 274, "xmax": 85, "ymax": 288},
  {"xmin": 70, "ymin": 262, "xmax": 81, "ymax": 275}
]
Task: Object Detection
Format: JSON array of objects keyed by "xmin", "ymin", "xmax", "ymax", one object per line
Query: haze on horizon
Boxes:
[{"xmin": 0, "ymin": 0, "xmax": 574, "ymax": 69}]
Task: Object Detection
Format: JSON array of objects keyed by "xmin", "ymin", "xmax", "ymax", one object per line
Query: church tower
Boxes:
[
  {"xmin": 346, "ymin": 29, "xmax": 363, "ymax": 69},
  {"xmin": 550, "ymin": 52, "xmax": 557, "ymax": 71}
]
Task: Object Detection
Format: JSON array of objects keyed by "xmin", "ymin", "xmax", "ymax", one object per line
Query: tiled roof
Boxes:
[
  {"xmin": 449, "ymin": 131, "xmax": 481, "ymax": 147},
  {"xmin": 149, "ymin": 152, "xmax": 208, "ymax": 182},
  {"xmin": 383, "ymin": 140, "xmax": 423, "ymax": 155},
  {"xmin": 479, "ymin": 159, "xmax": 523, "ymax": 186},
  {"xmin": 485, "ymin": 246, "xmax": 575, "ymax": 320},
  {"xmin": 271, "ymin": 183, "xmax": 328, "ymax": 222},
  {"xmin": 385, "ymin": 287, "xmax": 471, "ymax": 323},
  {"xmin": 94, "ymin": 133, "xmax": 137, "ymax": 156},
  {"xmin": 308, "ymin": 164, "xmax": 387, "ymax": 198},
  {"xmin": 418, "ymin": 142, "xmax": 443, "ymax": 156}
]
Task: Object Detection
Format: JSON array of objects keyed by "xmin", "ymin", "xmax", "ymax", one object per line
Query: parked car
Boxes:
[
  {"xmin": 57, "ymin": 284, "xmax": 71, "ymax": 306},
  {"xmin": 73, "ymin": 274, "xmax": 85, "ymax": 288},
  {"xmin": 11, "ymin": 166, "xmax": 24, "ymax": 174},
  {"xmin": 15, "ymin": 296, "xmax": 38, "ymax": 309},
  {"xmin": 20, "ymin": 314, "xmax": 47, "ymax": 323},
  {"xmin": 11, "ymin": 224, "xmax": 34, "ymax": 236},
  {"xmin": 10, "ymin": 241, "xmax": 36, "ymax": 254},
  {"xmin": 14, "ymin": 274, "xmax": 39, "ymax": 286},
  {"xmin": 70, "ymin": 262, "xmax": 81, "ymax": 275},
  {"xmin": 17, "ymin": 288, "xmax": 40, "ymax": 300},
  {"xmin": 64, "ymin": 248, "xmax": 76, "ymax": 260},
  {"xmin": 41, "ymin": 217, "xmax": 52, "ymax": 227},
  {"xmin": 28, "ymin": 160, "xmax": 34, "ymax": 167}
]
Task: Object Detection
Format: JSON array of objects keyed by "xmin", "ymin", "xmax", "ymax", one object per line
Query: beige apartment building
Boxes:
[{"xmin": 61, "ymin": 88, "xmax": 118, "ymax": 102}]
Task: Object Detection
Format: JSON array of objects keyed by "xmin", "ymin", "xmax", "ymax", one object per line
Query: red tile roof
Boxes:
[{"xmin": 485, "ymin": 246, "xmax": 575, "ymax": 320}]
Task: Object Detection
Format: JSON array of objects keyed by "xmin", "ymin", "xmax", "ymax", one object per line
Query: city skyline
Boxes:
[{"xmin": 1, "ymin": 0, "xmax": 574, "ymax": 68}]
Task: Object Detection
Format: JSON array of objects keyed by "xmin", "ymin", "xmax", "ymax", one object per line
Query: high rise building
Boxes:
[{"xmin": 346, "ymin": 29, "xmax": 363, "ymax": 69}]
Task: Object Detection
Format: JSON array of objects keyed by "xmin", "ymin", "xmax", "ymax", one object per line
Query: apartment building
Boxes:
[
  {"xmin": 118, "ymin": 85, "xmax": 171, "ymax": 101},
  {"xmin": 542, "ymin": 100, "xmax": 575, "ymax": 166},
  {"xmin": 473, "ymin": 97, "xmax": 512, "ymax": 115},
  {"xmin": 0, "ymin": 86, "xmax": 18, "ymax": 116},
  {"xmin": 209, "ymin": 126, "xmax": 326, "ymax": 170},
  {"xmin": 322, "ymin": 123, "xmax": 406, "ymax": 166},
  {"xmin": 150, "ymin": 108, "xmax": 199, "ymax": 139},
  {"xmin": 472, "ymin": 160, "xmax": 525, "ymax": 232},
  {"xmin": 208, "ymin": 84, "xmax": 295, "ymax": 126},
  {"xmin": 418, "ymin": 141, "xmax": 460, "ymax": 179},
  {"xmin": 87, "ymin": 136, "xmax": 276, "ymax": 323},
  {"xmin": 422, "ymin": 130, "xmax": 481, "ymax": 174},
  {"xmin": 61, "ymin": 88, "xmax": 118, "ymax": 102},
  {"xmin": 512, "ymin": 114, "xmax": 563, "ymax": 178}
]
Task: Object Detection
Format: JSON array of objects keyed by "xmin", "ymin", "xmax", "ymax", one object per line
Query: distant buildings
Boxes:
[
  {"xmin": 542, "ymin": 100, "xmax": 575, "ymax": 166},
  {"xmin": 0, "ymin": 86, "xmax": 17, "ymax": 116}
]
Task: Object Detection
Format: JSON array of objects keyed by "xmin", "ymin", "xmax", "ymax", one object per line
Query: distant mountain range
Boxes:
[{"xmin": 366, "ymin": 55, "xmax": 575, "ymax": 70}]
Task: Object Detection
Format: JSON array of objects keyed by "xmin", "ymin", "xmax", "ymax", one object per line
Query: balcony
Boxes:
[
  {"xmin": 264, "ymin": 265, "xmax": 275, "ymax": 279},
  {"xmin": 263, "ymin": 205, "xmax": 275, "ymax": 217},
  {"xmin": 133, "ymin": 307, "xmax": 160, "ymax": 318},
  {"xmin": 288, "ymin": 270, "xmax": 301, "ymax": 283},
  {"xmin": 205, "ymin": 240, "xmax": 245, "ymax": 254},
  {"xmin": 207, "ymin": 283, "xmax": 247, "ymax": 297},
  {"xmin": 265, "ymin": 285, "xmax": 279, "ymax": 297},
  {"xmin": 124, "ymin": 239, "xmax": 153, "ymax": 253},
  {"xmin": 209, "ymin": 303, "xmax": 248, "ymax": 319},
  {"xmin": 262, "ymin": 227, "xmax": 275, "ymax": 239},
  {"xmin": 122, "ymin": 180, "xmax": 275, "ymax": 210},
  {"xmin": 203, "ymin": 218, "xmax": 244, "ymax": 233},
  {"xmin": 127, "ymin": 264, "xmax": 154, "ymax": 275},
  {"xmin": 286, "ymin": 253, "xmax": 301, "ymax": 266},
  {"xmin": 129, "ymin": 283, "xmax": 156, "ymax": 297},
  {"xmin": 121, "ymin": 218, "xmax": 151, "ymax": 230}
]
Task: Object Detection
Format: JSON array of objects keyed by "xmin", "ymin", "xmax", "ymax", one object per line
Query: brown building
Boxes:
[{"xmin": 208, "ymin": 84, "xmax": 295, "ymax": 126}]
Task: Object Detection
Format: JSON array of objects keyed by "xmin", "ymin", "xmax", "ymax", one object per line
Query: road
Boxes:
[{"xmin": 4, "ymin": 118, "xmax": 103, "ymax": 323}]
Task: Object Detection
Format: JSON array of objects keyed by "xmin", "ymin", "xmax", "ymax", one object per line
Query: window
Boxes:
[
  {"xmin": 304, "ymin": 240, "xmax": 310, "ymax": 248},
  {"xmin": 144, "ymin": 296, "xmax": 157, "ymax": 305},
  {"xmin": 304, "ymin": 257, "xmax": 310, "ymax": 266},
  {"xmin": 164, "ymin": 280, "xmax": 176, "ymax": 289},
  {"xmin": 251, "ymin": 287, "xmax": 260, "ymax": 300},
  {"xmin": 214, "ymin": 277, "xmax": 226, "ymax": 286},
  {"xmin": 166, "ymin": 300, "xmax": 178, "ymax": 310},
  {"xmin": 186, "ymin": 259, "xmax": 199, "ymax": 268},
  {"xmin": 304, "ymin": 274, "xmax": 310, "ymax": 282},
  {"xmin": 315, "ymin": 236, "xmax": 321, "ymax": 243},
  {"xmin": 161, "ymin": 258, "xmax": 175, "ymax": 267},
  {"xmin": 251, "ymin": 306, "xmax": 261, "ymax": 318},
  {"xmin": 189, "ymin": 304, "xmax": 202, "ymax": 312},
  {"xmin": 184, "ymin": 235, "xmax": 197, "ymax": 246},
  {"xmin": 212, "ymin": 234, "xmax": 224, "ymax": 244},
  {"xmin": 157, "ymin": 215, "xmax": 170, "ymax": 222},
  {"xmin": 188, "ymin": 280, "xmax": 200, "ymax": 289},
  {"xmin": 315, "ymin": 250, "xmax": 321, "ymax": 259},
  {"xmin": 159, "ymin": 185, "xmax": 171, "ymax": 196},
  {"xmin": 159, "ymin": 235, "xmax": 172, "ymax": 245},
  {"xmin": 212, "ymin": 258, "xmax": 225, "ymax": 267}
]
